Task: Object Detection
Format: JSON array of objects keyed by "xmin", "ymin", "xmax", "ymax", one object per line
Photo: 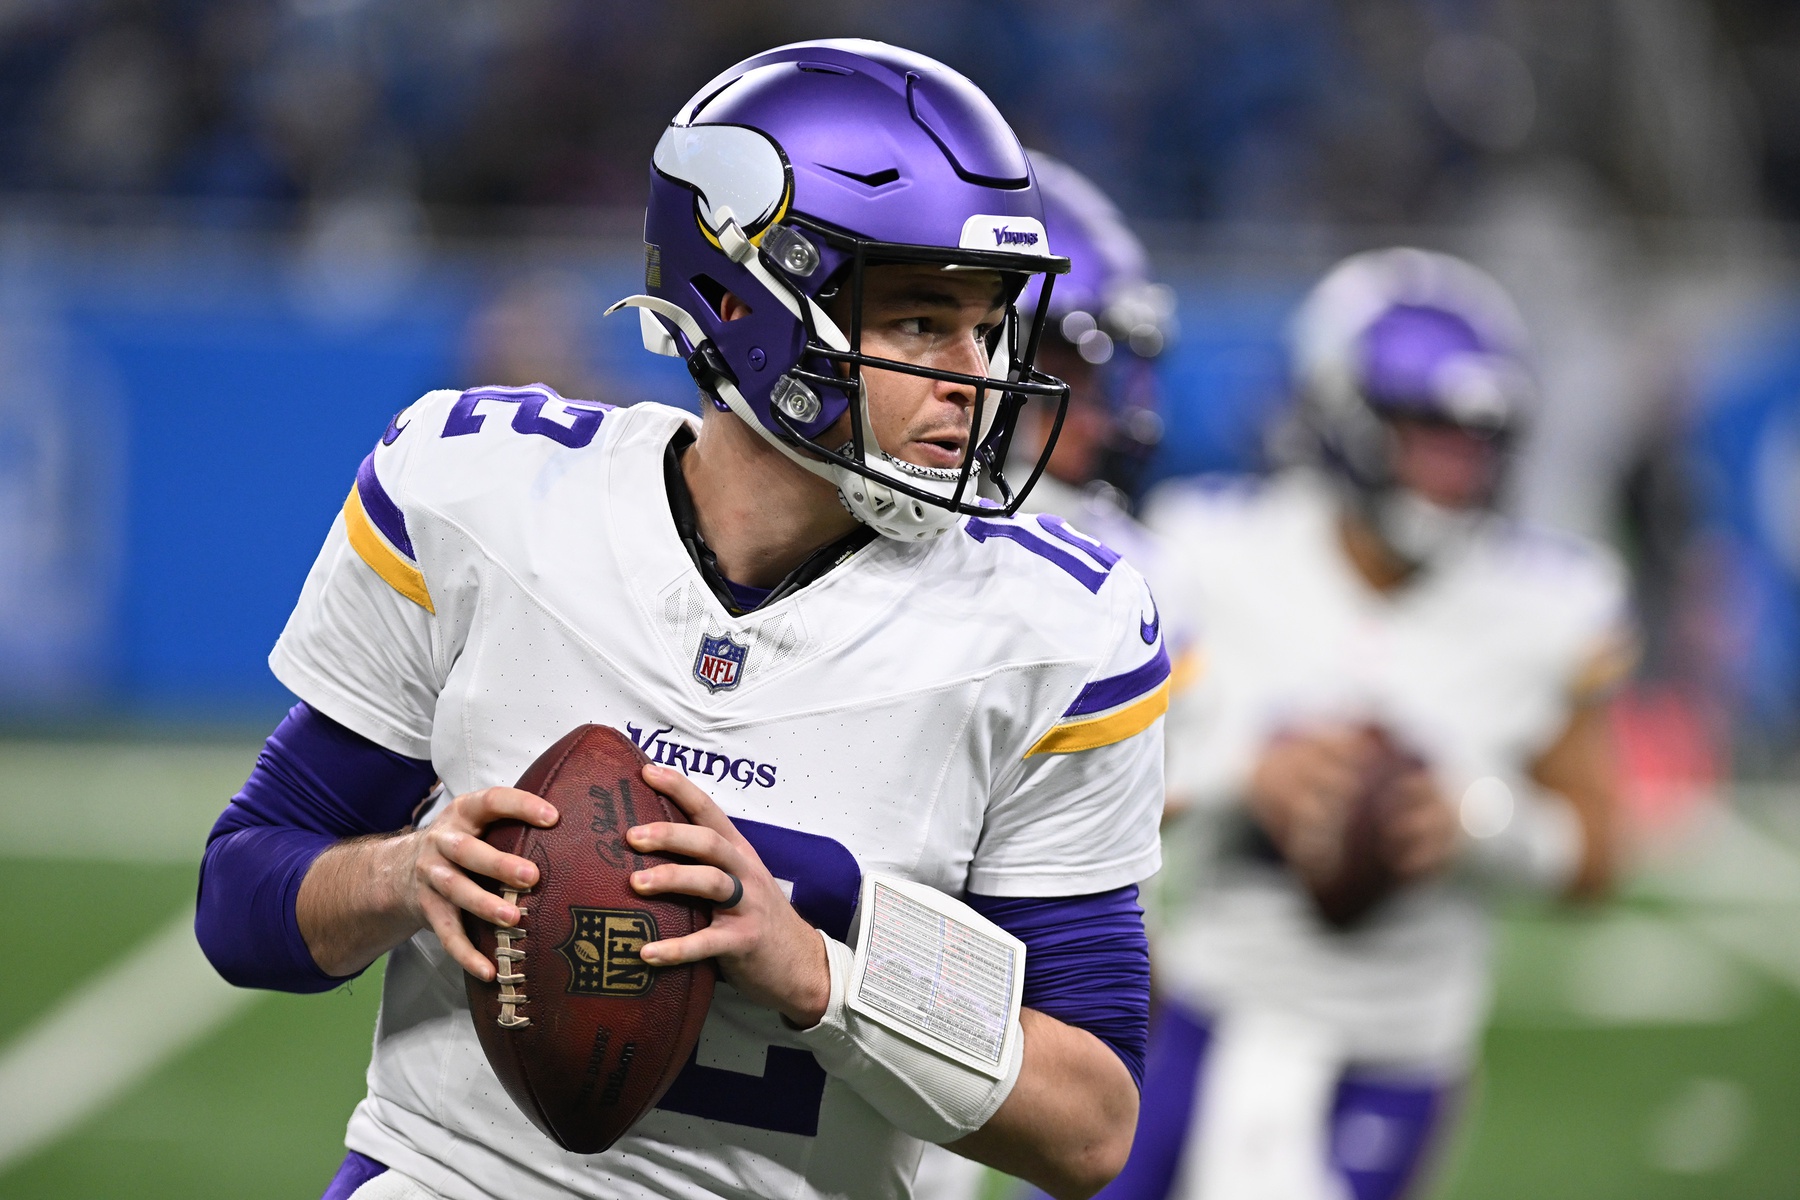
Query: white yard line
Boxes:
[
  {"xmin": 1653, "ymin": 800, "xmax": 1800, "ymax": 1001},
  {"xmin": 0, "ymin": 738, "xmax": 261, "ymax": 864},
  {"xmin": 0, "ymin": 904, "xmax": 258, "ymax": 1172}
]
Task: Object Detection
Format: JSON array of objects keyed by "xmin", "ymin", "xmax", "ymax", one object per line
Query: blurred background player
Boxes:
[
  {"xmin": 1131, "ymin": 248, "xmax": 1635, "ymax": 1200},
  {"xmin": 1003, "ymin": 151, "xmax": 1177, "ymax": 559}
]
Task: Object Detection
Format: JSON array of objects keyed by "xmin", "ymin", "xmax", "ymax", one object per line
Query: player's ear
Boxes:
[{"xmin": 719, "ymin": 292, "xmax": 752, "ymax": 322}]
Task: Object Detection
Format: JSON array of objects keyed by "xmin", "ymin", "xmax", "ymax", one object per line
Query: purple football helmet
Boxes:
[
  {"xmin": 1289, "ymin": 247, "xmax": 1535, "ymax": 560},
  {"xmin": 1019, "ymin": 151, "xmax": 1176, "ymax": 497},
  {"xmin": 610, "ymin": 39, "xmax": 1072, "ymax": 541}
]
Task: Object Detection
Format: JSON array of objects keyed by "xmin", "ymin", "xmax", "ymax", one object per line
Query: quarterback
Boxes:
[
  {"xmin": 194, "ymin": 41, "xmax": 1165, "ymax": 1200},
  {"xmin": 1134, "ymin": 250, "xmax": 1631, "ymax": 1200}
]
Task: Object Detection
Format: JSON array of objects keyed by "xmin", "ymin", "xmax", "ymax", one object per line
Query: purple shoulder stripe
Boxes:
[
  {"xmin": 1064, "ymin": 642, "xmax": 1171, "ymax": 718},
  {"xmin": 355, "ymin": 451, "xmax": 415, "ymax": 560}
]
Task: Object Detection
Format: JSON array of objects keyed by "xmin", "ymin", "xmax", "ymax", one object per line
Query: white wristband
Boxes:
[
  {"xmin": 1455, "ymin": 776, "xmax": 1584, "ymax": 894},
  {"xmin": 793, "ymin": 876, "xmax": 1027, "ymax": 1143}
]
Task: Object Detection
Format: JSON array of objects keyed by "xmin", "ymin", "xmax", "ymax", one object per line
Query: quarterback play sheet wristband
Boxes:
[{"xmin": 795, "ymin": 873, "xmax": 1026, "ymax": 1142}]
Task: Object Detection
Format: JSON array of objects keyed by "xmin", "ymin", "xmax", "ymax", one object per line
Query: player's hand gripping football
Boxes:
[
  {"xmin": 404, "ymin": 787, "xmax": 559, "ymax": 981},
  {"xmin": 1246, "ymin": 726, "xmax": 1373, "ymax": 887},
  {"xmin": 625, "ymin": 762, "xmax": 832, "ymax": 1028},
  {"xmin": 1248, "ymin": 725, "xmax": 1460, "ymax": 894},
  {"xmin": 1376, "ymin": 765, "xmax": 1458, "ymax": 881},
  {"xmin": 295, "ymin": 784, "xmax": 559, "ymax": 981}
]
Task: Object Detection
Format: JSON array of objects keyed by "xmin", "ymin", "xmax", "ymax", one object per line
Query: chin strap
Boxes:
[
  {"xmin": 606, "ymin": 294, "xmax": 840, "ymax": 478},
  {"xmin": 605, "ymin": 293, "xmax": 969, "ymax": 542}
]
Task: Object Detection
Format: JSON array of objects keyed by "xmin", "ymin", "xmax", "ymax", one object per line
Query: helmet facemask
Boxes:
[
  {"xmin": 619, "ymin": 205, "xmax": 1072, "ymax": 542},
  {"xmin": 614, "ymin": 47, "xmax": 1076, "ymax": 543},
  {"xmin": 768, "ymin": 219, "xmax": 1071, "ymax": 538}
]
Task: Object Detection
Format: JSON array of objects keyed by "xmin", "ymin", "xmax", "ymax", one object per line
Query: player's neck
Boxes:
[
  {"xmin": 681, "ymin": 410, "xmax": 863, "ymax": 589},
  {"xmin": 1338, "ymin": 511, "xmax": 1416, "ymax": 594}
]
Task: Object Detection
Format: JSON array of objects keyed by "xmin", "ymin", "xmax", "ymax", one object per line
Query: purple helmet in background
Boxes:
[
  {"xmin": 1019, "ymin": 150, "xmax": 1177, "ymax": 497},
  {"xmin": 1288, "ymin": 247, "xmax": 1536, "ymax": 559},
  {"xmin": 610, "ymin": 39, "xmax": 1072, "ymax": 541}
]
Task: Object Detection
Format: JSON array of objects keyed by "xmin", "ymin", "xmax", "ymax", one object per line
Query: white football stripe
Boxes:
[
  {"xmin": 0, "ymin": 904, "xmax": 257, "ymax": 1170},
  {"xmin": 0, "ymin": 738, "xmax": 260, "ymax": 863}
]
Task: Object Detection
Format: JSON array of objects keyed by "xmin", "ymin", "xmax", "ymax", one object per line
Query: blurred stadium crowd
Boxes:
[
  {"xmin": 0, "ymin": 0, "xmax": 1797, "ymax": 224},
  {"xmin": 0, "ymin": 0, "xmax": 1796, "ymax": 783}
]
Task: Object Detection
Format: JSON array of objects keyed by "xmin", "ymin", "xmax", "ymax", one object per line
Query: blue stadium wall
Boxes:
[{"xmin": 0, "ymin": 233, "xmax": 1301, "ymax": 725}]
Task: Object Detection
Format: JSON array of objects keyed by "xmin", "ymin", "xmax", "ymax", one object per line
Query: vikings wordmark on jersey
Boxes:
[{"xmin": 271, "ymin": 386, "xmax": 1165, "ymax": 1200}]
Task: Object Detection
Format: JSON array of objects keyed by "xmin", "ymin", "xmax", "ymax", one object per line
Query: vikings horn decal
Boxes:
[{"xmin": 652, "ymin": 124, "xmax": 790, "ymax": 241}]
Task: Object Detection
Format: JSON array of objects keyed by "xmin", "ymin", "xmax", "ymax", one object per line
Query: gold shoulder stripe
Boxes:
[
  {"xmin": 343, "ymin": 485, "xmax": 435, "ymax": 614},
  {"xmin": 1026, "ymin": 680, "xmax": 1171, "ymax": 757}
]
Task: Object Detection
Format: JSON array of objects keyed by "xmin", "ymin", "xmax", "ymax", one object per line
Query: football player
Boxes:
[
  {"xmin": 194, "ymin": 40, "xmax": 1166, "ymax": 1200},
  {"xmin": 1128, "ymin": 249, "xmax": 1631, "ymax": 1200},
  {"xmin": 912, "ymin": 150, "xmax": 1178, "ymax": 1200},
  {"xmin": 1004, "ymin": 151, "xmax": 1175, "ymax": 545}
]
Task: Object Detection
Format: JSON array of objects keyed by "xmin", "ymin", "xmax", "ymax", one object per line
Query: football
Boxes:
[
  {"xmin": 463, "ymin": 724, "xmax": 716, "ymax": 1154},
  {"xmin": 1306, "ymin": 725, "xmax": 1426, "ymax": 930}
]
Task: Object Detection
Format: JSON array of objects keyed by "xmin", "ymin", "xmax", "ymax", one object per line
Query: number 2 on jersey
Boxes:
[
  {"xmin": 653, "ymin": 819, "xmax": 861, "ymax": 1137},
  {"xmin": 441, "ymin": 387, "xmax": 610, "ymax": 449}
]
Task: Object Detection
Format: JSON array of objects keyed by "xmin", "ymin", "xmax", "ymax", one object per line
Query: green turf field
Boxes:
[{"xmin": 1, "ymin": 738, "xmax": 1796, "ymax": 1199}]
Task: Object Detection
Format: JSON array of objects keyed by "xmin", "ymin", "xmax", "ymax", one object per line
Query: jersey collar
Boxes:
[{"xmin": 662, "ymin": 426, "xmax": 877, "ymax": 617}]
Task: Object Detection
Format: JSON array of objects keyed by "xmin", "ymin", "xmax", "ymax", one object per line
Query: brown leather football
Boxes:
[
  {"xmin": 1307, "ymin": 725, "xmax": 1426, "ymax": 930},
  {"xmin": 463, "ymin": 724, "xmax": 715, "ymax": 1153}
]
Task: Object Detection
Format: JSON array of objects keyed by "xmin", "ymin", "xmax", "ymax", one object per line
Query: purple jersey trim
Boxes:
[
  {"xmin": 965, "ymin": 886, "xmax": 1150, "ymax": 1090},
  {"xmin": 320, "ymin": 1150, "xmax": 387, "ymax": 1200},
  {"xmin": 1064, "ymin": 642, "xmax": 1171, "ymax": 718},
  {"xmin": 723, "ymin": 577, "xmax": 773, "ymax": 612},
  {"xmin": 195, "ymin": 703, "xmax": 437, "ymax": 993},
  {"xmin": 354, "ymin": 451, "xmax": 415, "ymax": 560}
]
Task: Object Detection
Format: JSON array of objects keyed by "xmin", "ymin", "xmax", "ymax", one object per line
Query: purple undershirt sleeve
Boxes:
[
  {"xmin": 964, "ymin": 886, "xmax": 1151, "ymax": 1091},
  {"xmin": 195, "ymin": 702, "xmax": 438, "ymax": 993}
]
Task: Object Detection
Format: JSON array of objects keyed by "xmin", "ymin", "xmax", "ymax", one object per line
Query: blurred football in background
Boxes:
[{"xmin": 1307, "ymin": 725, "xmax": 1428, "ymax": 930}]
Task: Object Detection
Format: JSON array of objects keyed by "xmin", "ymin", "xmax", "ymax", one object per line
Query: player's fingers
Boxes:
[
  {"xmin": 625, "ymin": 820, "xmax": 742, "ymax": 871},
  {"xmin": 420, "ymin": 888, "xmax": 495, "ymax": 980},
  {"xmin": 1391, "ymin": 833, "xmax": 1453, "ymax": 879},
  {"xmin": 639, "ymin": 925, "xmax": 739, "ymax": 968},
  {"xmin": 1386, "ymin": 809, "xmax": 1456, "ymax": 876},
  {"xmin": 1309, "ymin": 761, "xmax": 1364, "ymax": 805},
  {"xmin": 422, "ymin": 855, "xmax": 525, "ymax": 928},
  {"xmin": 435, "ymin": 828, "xmax": 540, "ymax": 891},
  {"xmin": 641, "ymin": 764, "xmax": 745, "ymax": 844},
  {"xmin": 454, "ymin": 786, "xmax": 559, "ymax": 830},
  {"xmin": 630, "ymin": 862, "xmax": 740, "ymax": 906},
  {"xmin": 1310, "ymin": 726, "xmax": 1375, "ymax": 765}
]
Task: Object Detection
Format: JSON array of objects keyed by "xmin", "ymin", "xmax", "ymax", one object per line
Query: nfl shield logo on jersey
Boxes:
[{"xmin": 694, "ymin": 633, "xmax": 749, "ymax": 692}]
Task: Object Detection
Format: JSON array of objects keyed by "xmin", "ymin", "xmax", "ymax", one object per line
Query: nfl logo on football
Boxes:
[{"xmin": 693, "ymin": 633, "xmax": 748, "ymax": 692}]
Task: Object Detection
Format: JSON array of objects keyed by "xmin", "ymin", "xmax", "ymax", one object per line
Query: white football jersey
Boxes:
[
  {"xmin": 1144, "ymin": 470, "xmax": 1629, "ymax": 1069},
  {"xmin": 270, "ymin": 387, "xmax": 1167, "ymax": 1200}
]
